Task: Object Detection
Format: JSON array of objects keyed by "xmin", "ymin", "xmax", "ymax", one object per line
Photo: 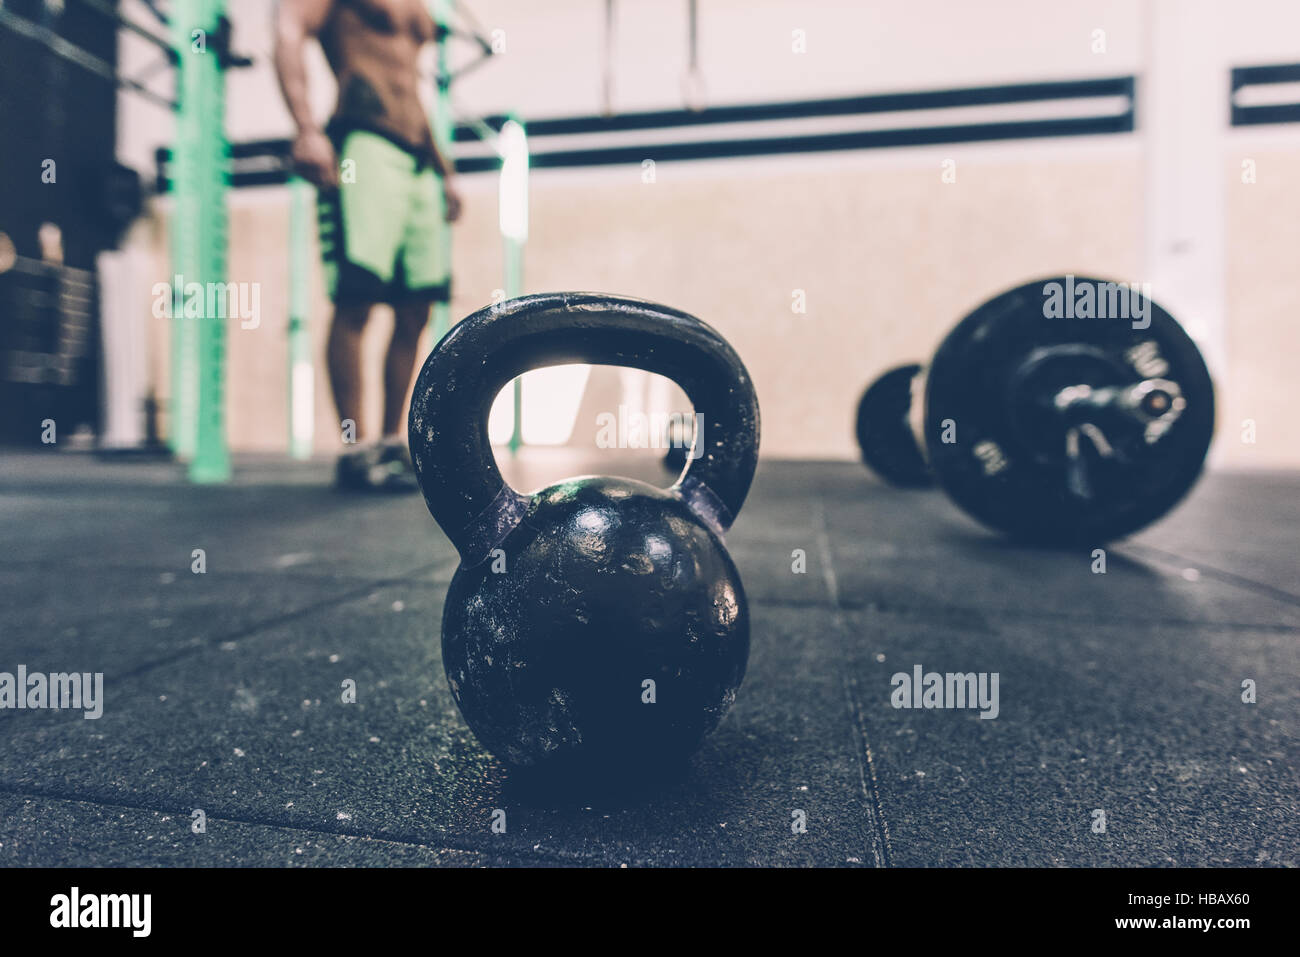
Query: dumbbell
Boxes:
[{"xmin": 854, "ymin": 275, "xmax": 1215, "ymax": 543}]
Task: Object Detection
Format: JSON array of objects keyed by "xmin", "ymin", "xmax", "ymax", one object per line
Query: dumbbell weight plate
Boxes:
[
  {"xmin": 855, "ymin": 363, "xmax": 933, "ymax": 488},
  {"xmin": 923, "ymin": 276, "xmax": 1215, "ymax": 543}
]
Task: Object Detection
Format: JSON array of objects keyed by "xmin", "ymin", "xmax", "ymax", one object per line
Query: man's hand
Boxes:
[
  {"xmin": 443, "ymin": 180, "xmax": 463, "ymax": 223},
  {"xmin": 292, "ymin": 129, "xmax": 340, "ymax": 190}
]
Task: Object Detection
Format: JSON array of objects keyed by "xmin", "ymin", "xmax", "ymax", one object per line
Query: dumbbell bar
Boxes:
[{"xmin": 855, "ymin": 276, "xmax": 1215, "ymax": 543}]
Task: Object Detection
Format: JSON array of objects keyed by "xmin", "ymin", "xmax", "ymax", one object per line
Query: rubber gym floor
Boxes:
[{"xmin": 1, "ymin": 449, "xmax": 1296, "ymax": 867}]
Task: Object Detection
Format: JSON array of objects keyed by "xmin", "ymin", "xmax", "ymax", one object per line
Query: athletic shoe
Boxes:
[
  {"xmin": 373, "ymin": 439, "xmax": 420, "ymax": 492},
  {"xmin": 335, "ymin": 445, "xmax": 381, "ymax": 491}
]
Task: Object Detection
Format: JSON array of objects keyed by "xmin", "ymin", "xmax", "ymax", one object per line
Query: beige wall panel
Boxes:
[
  {"xmin": 1222, "ymin": 147, "xmax": 1300, "ymax": 468},
  {"xmin": 143, "ymin": 147, "xmax": 1146, "ymax": 460},
  {"xmin": 451, "ymin": 149, "xmax": 1144, "ymax": 459},
  {"xmin": 147, "ymin": 143, "xmax": 1300, "ymax": 469}
]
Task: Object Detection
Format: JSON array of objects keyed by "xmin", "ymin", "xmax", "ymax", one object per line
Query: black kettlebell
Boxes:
[{"xmin": 408, "ymin": 293, "xmax": 760, "ymax": 775}]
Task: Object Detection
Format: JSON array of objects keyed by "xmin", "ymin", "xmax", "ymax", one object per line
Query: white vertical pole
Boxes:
[{"xmin": 1141, "ymin": 0, "xmax": 1228, "ymax": 447}]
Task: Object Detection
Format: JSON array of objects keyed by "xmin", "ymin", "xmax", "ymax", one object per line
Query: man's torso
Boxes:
[{"xmin": 320, "ymin": 0, "xmax": 436, "ymax": 157}]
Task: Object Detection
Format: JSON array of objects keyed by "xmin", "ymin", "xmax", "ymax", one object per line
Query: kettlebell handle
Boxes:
[{"xmin": 408, "ymin": 293, "xmax": 761, "ymax": 564}]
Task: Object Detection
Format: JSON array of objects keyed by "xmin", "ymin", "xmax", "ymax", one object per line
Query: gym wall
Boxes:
[{"xmin": 116, "ymin": 0, "xmax": 1300, "ymax": 465}]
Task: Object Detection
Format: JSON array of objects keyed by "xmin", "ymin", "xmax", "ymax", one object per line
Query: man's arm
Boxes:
[
  {"xmin": 428, "ymin": 137, "xmax": 454, "ymax": 182},
  {"xmin": 429, "ymin": 137, "xmax": 462, "ymax": 222},
  {"xmin": 273, "ymin": 0, "xmax": 339, "ymax": 188}
]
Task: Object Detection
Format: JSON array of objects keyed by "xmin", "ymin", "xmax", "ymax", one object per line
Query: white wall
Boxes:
[
  {"xmin": 118, "ymin": 0, "xmax": 1154, "ymax": 170},
  {"xmin": 116, "ymin": 0, "xmax": 1300, "ymax": 161}
]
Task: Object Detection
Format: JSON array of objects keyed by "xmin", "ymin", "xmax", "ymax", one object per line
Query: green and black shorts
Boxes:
[{"xmin": 317, "ymin": 128, "xmax": 451, "ymax": 306}]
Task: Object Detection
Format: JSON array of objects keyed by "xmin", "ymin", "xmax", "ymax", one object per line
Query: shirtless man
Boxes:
[{"xmin": 273, "ymin": 0, "xmax": 462, "ymax": 489}]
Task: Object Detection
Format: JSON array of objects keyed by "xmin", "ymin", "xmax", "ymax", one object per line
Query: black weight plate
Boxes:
[
  {"xmin": 855, "ymin": 363, "xmax": 933, "ymax": 487},
  {"xmin": 923, "ymin": 276, "xmax": 1215, "ymax": 543}
]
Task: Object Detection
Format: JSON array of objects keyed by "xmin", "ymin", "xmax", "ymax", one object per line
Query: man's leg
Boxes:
[
  {"xmin": 328, "ymin": 301, "xmax": 374, "ymax": 440},
  {"xmin": 382, "ymin": 300, "xmax": 431, "ymax": 438},
  {"xmin": 386, "ymin": 160, "xmax": 449, "ymax": 441},
  {"xmin": 367, "ymin": 155, "xmax": 448, "ymax": 486},
  {"xmin": 316, "ymin": 130, "xmax": 411, "ymax": 484}
]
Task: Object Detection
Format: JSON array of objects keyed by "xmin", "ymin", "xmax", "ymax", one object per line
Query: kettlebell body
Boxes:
[
  {"xmin": 410, "ymin": 294, "xmax": 760, "ymax": 774},
  {"xmin": 444, "ymin": 477, "xmax": 747, "ymax": 769}
]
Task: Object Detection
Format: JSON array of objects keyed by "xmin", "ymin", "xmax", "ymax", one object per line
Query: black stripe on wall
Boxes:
[
  {"xmin": 155, "ymin": 75, "xmax": 1137, "ymax": 190},
  {"xmin": 1230, "ymin": 63, "xmax": 1300, "ymax": 126},
  {"xmin": 455, "ymin": 76, "xmax": 1136, "ymax": 141},
  {"xmin": 455, "ymin": 114, "xmax": 1135, "ymax": 174}
]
